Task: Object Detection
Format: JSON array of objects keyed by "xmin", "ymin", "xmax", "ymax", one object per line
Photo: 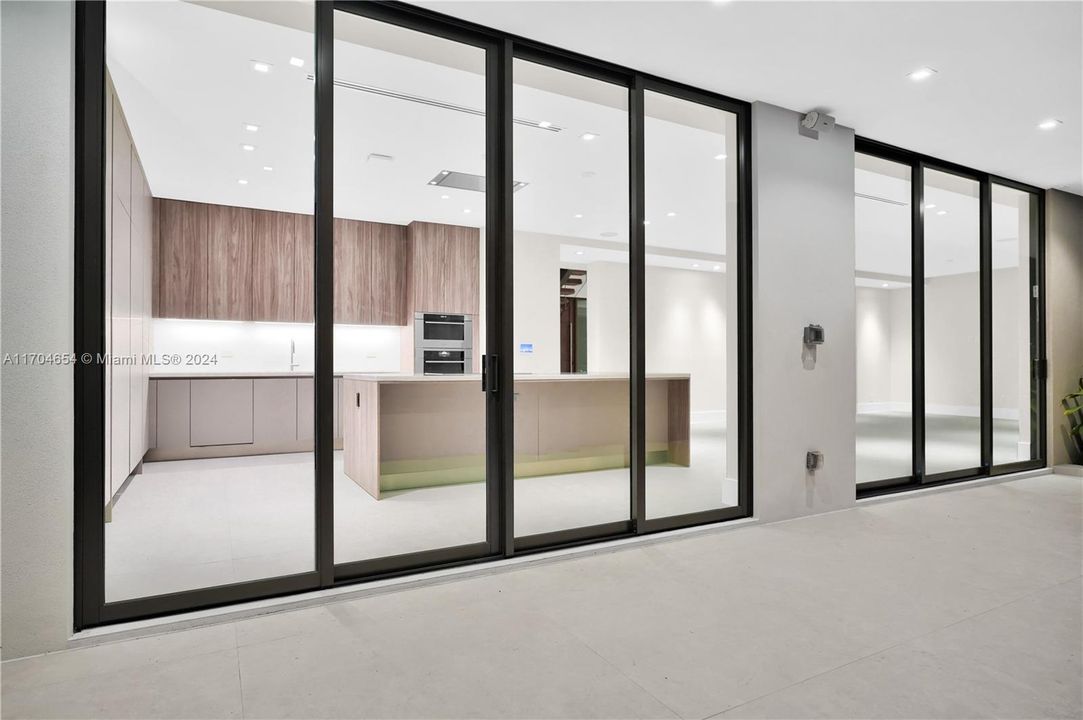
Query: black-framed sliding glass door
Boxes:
[
  {"xmin": 329, "ymin": 5, "xmax": 498, "ymax": 580},
  {"xmin": 74, "ymin": 0, "xmax": 751, "ymax": 629},
  {"xmin": 854, "ymin": 138, "xmax": 1046, "ymax": 497}
]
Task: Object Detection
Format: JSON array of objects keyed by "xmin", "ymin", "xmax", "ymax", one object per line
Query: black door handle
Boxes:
[{"xmin": 481, "ymin": 354, "xmax": 499, "ymax": 393}]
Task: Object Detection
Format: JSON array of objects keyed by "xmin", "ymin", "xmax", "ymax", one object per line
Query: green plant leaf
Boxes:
[{"xmin": 1066, "ymin": 406, "xmax": 1083, "ymax": 417}]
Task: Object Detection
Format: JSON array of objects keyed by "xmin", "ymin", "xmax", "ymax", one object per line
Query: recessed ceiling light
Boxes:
[
  {"xmin": 262, "ymin": 166, "xmax": 273, "ymax": 172},
  {"xmin": 244, "ymin": 123, "xmax": 260, "ymax": 133},
  {"xmin": 714, "ymin": 153, "xmax": 727, "ymax": 160},
  {"xmin": 1038, "ymin": 118, "xmax": 1062, "ymax": 130},
  {"xmin": 440, "ymin": 194, "xmax": 450, "ymax": 200},
  {"xmin": 242, "ymin": 144, "xmax": 255, "ymax": 151},
  {"xmin": 251, "ymin": 61, "xmax": 272, "ymax": 73},
  {"xmin": 580, "ymin": 132, "xmax": 598, "ymax": 141},
  {"xmin": 289, "ymin": 57, "xmax": 305, "ymax": 68},
  {"xmin": 937, "ymin": 210, "xmax": 948, "ymax": 216},
  {"xmin": 882, "ymin": 283, "xmax": 890, "ymax": 288},
  {"xmin": 428, "ymin": 181, "xmax": 438, "ymax": 185},
  {"xmin": 237, "ymin": 179, "xmax": 248, "ymax": 185},
  {"xmin": 441, "ymin": 170, "xmax": 450, "ymax": 175},
  {"xmin": 692, "ymin": 263, "xmax": 700, "ymax": 268},
  {"xmin": 666, "ymin": 211, "xmax": 677, "ymax": 217},
  {"xmin": 907, "ymin": 66, "xmax": 937, "ymax": 81},
  {"xmin": 538, "ymin": 120, "xmax": 552, "ymax": 128},
  {"xmin": 643, "ymin": 220, "xmax": 651, "ymax": 226},
  {"xmin": 575, "ymin": 250, "xmax": 584, "ymax": 256},
  {"xmin": 574, "ymin": 213, "xmax": 584, "ymax": 219},
  {"xmin": 463, "ymin": 208, "xmax": 471, "ymax": 214},
  {"xmin": 925, "ymin": 203, "xmax": 936, "ymax": 209},
  {"xmin": 713, "ymin": 265, "xmax": 722, "ymax": 271}
]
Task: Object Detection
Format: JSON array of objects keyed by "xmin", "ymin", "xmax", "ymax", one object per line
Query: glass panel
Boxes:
[
  {"xmin": 104, "ymin": 0, "xmax": 315, "ymax": 601},
  {"xmin": 643, "ymin": 90, "xmax": 738, "ymax": 518},
  {"xmin": 512, "ymin": 59, "xmax": 630, "ymax": 537},
  {"xmin": 854, "ymin": 154, "xmax": 912, "ymax": 484},
  {"xmin": 332, "ymin": 12, "xmax": 487, "ymax": 564},
  {"xmin": 992, "ymin": 185, "xmax": 1039, "ymax": 464},
  {"xmin": 924, "ymin": 169, "xmax": 981, "ymax": 475}
]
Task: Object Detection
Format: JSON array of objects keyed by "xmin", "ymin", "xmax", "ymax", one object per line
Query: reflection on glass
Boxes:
[
  {"xmin": 332, "ymin": 12, "xmax": 487, "ymax": 564},
  {"xmin": 512, "ymin": 59, "xmax": 630, "ymax": 537},
  {"xmin": 643, "ymin": 91, "xmax": 738, "ymax": 518},
  {"xmin": 992, "ymin": 185, "xmax": 1038, "ymax": 465},
  {"xmin": 924, "ymin": 169, "xmax": 981, "ymax": 475},
  {"xmin": 103, "ymin": 0, "xmax": 315, "ymax": 601},
  {"xmin": 854, "ymin": 154, "xmax": 912, "ymax": 484}
]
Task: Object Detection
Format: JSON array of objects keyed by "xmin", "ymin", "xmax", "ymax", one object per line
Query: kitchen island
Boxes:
[{"xmin": 342, "ymin": 373, "xmax": 690, "ymax": 499}]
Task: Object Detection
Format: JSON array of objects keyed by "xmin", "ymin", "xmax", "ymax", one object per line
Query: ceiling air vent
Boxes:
[{"xmin": 428, "ymin": 170, "xmax": 528, "ymax": 193}]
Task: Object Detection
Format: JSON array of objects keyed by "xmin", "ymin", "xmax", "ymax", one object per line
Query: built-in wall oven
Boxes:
[{"xmin": 414, "ymin": 312, "xmax": 473, "ymax": 375}]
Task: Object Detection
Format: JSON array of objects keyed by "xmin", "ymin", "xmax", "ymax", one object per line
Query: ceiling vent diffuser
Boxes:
[{"xmin": 428, "ymin": 170, "xmax": 528, "ymax": 193}]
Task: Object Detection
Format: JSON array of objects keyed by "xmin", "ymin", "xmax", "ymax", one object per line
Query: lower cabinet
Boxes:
[
  {"xmin": 190, "ymin": 379, "xmax": 254, "ymax": 447},
  {"xmin": 149, "ymin": 376, "xmax": 344, "ymax": 460}
]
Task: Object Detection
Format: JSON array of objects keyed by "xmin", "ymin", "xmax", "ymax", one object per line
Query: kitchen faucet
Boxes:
[{"xmin": 289, "ymin": 339, "xmax": 300, "ymax": 371}]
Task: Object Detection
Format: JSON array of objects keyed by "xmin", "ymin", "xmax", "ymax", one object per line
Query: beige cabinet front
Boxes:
[{"xmin": 190, "ymin": 378, "xmax": 254, "ymax": 446}]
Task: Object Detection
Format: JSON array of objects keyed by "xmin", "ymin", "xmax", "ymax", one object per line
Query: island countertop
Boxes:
[{"xmin": 342, "ymin": 372, "xmax": 691, "ymax": 383}]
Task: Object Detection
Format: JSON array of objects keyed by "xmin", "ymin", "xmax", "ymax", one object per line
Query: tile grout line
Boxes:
[{"xmin": 700, "ymin": 573, "xmax": 1083, "ymax": 720}]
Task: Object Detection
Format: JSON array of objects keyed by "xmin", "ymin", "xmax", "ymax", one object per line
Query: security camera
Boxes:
[{"xmin": 801, "ymin": 111, "xmax": 836, "ymax": 133}]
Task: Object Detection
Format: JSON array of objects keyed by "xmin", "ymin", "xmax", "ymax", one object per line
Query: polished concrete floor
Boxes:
[
  {"xmin": 7, "ymin": 473, "xmax": 1080, "ymax": 719},
  {"xmin": 105, "ymin": 424, "xmax": 735, "ymax": 601},
  {"xmin": 856, "ymin": 412, "xmax": 1023, "ymax": 483}
]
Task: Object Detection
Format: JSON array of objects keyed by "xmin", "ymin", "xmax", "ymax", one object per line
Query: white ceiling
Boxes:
[
  {"xmin": 415, "ymin": 0, "xmax": 1083, "ymax": 195},
  {"xmin": 106, "ymin": 1, "xmax": 1053, "ymax": 284}
]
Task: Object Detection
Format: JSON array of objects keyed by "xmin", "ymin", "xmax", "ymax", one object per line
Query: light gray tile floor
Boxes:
[{"xmin": 7, "ymin": 473, "xmax": 1079, "ymax": 720}]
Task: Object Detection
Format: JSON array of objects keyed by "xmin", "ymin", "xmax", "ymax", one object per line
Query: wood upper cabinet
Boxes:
[
  {"xmin": 335, "ymin": 219, "xmax": 406, "ymax": 325},
  {"xmin": 363, "ymin": 221, "xmax": 406, "ymax": 325},
  {"xmin": 406, "ymin": 221, "xmax": 480, "ymax": 315},
  {"xmin": 158, "ymin": 198, "xmax": 209, "ymax": 319},
  {"xmin": 293, "ymin": 214, "xmax": 314, "ymax": 323},
  {"xmin": 208, "ymin": 204, "xmax": 254, "ymax": 321},
  {"xmin": 252, "ymin": 210, "xmax": 299, "ymax": 322}
]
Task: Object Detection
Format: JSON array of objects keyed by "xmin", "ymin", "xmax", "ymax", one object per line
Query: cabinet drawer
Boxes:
[{"xmin": 190, "ymin": 379, "xmax": 253, "ymax": 446}]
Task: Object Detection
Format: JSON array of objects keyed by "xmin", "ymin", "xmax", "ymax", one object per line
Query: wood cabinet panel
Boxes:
[
  {"xmin": 253, "ymin": 207, "xmax": 301, "ymax": 320},
  {"xmin": 158, "ymin": 199, "xmax": 209, "ymax": 319},
  {"xmin": 406, "ymin": 222, "xmax": 479, "ymax": 315},
  {"xmin": 363, "ymin": 221, "xmax": 407, "ymax": 325},
  {"xmin": 293, "ymin": 214, "xmax": 314, "ymax": 323},
  {"xmin": 334, "ymin": 218, "xmax": 362, "ymax": 324},
  {"xmin": 253, "ymin": 210, "xmax": 298, "ymax": 322},
  {"xmin": 208, "ymin": 204, "xmax": 254, "ymax": 321},
  {"xmin": 190, "ymin": 378, "xmax": 254, "ymax": 446}
]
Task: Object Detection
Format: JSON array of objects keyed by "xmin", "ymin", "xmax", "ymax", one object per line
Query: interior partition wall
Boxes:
[
  {"xmin": 855, "ymin": 138, "xmax": 1046, "ymax": 497},
  {"xmin": 73, "ymin": 0, "xmax": 752, "ymax": 630}
]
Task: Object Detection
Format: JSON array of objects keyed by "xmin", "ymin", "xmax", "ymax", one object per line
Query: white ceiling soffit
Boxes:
[{"xmin": 413, "ymin": 0, "xmax": 1083, "ymax": 195}]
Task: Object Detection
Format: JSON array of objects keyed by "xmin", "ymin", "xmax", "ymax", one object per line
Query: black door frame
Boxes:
[
  {"xmin": 73, "ymin": 0, "xmax": 753, "ymax": 630},
  {"xmin": 855, "ymin": 137, "xmax": 1047, "ymax": 498}
]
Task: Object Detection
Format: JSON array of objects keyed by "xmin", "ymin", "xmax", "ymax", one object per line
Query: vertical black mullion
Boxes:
[
  {"xmin": 1034, "ymin": 191, "xmax": 1047, "ymax": 464},
  {"xmin": 487, "ymin": 38, "xmax": 514, "ymax": 556},
  {"xmin": 736, "ymin": 102, "xmax": 754, "ymax": 515},
  {"xmin": 912, "ymin": 161, "xmax": 926, "ymax": 483},
  {"xmin": 74, "ymin": 0, "xmax": 107, "ymax": 631},
  {"xmin": 629, "ymin": 76, "xmax": 646, "ymax": 530},
  {"xmin": 979, "ymin": 177, "xmax": 993, "ymax": 472},
  {"xmin": 314, "ymin": 0, "xmax": 334, "ymax": 586}
]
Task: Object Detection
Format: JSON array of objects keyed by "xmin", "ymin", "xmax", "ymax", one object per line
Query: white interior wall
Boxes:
[
  {"xmin": 752, "ymin": 101, "xmax": 857, "ymax": 523},
  {"xmin": 585, "ymin": 261, "xmax": 629, "ymax": 374},
  {"xmin": 512, "ymin": 231, "xmax": 562, "ymax": 374},
  {"xmin": 855, "ymin": 287, "xmax": 893, "ymax": 407},
  {"xmin": 0, "ymin": 0, "xmax": 76, "ymax": 660},
  {"xmin": 645, "ymin": 266, "xmax": 726, "ymax": 419}
]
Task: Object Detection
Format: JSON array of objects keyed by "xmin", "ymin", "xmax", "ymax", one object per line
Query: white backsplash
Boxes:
[{"xmin": 151, "ymin": 319, "xmax": 401, "ymax": 374}]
